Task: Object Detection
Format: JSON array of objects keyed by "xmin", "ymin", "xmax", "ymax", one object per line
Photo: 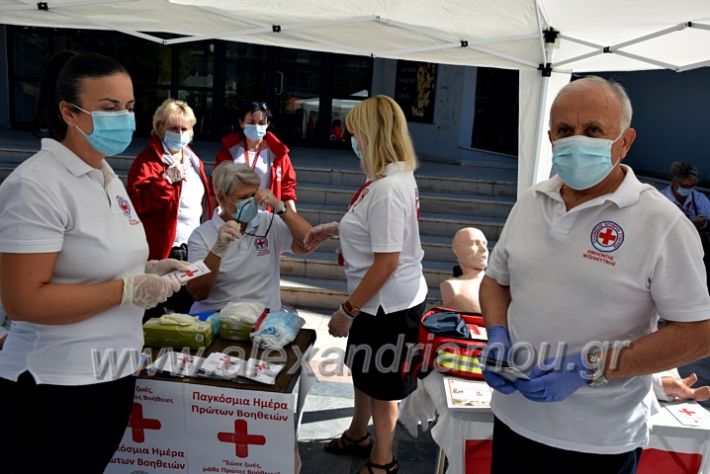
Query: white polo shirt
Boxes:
[
  {"xmin": 188, "ymin": 211, "xmax": 292, "ymax": 313},
  {"xmin": 229, "ymin": 144, "xmax": 274, "ymax": 191},
  {"xmin": 339, "ymin": 161, "xmax": 427, "ymax": 315},
  {"xmin": 174, "ymin": 153, "xmax": 206, "ymax": 246},
  {"xmin": 486, "ymin": 165, "xmax": 710, "ymax": 454},
  {"xmin": 0, "ymin": 139, "xmax": 148, "ymax": 385}
]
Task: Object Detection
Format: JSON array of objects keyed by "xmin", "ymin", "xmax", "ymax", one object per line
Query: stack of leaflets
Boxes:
[
  {"xmin": 147, "ymin": 351, "xmax": 206, "ymax": 377},
  {"xmin": 443, "ymin": 376, "xmax": 493, "ymax": 410},
  {"xmin": 146, "ymin": 350, "xmax": 285, "ymax": 385}
]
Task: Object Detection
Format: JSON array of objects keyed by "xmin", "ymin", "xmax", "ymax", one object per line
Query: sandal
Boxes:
[
  {"xmin": 324, "ymin": 431, "xmax": 373, "ymax": 457},
  {"xmin": 364, "ymin": 458, "xmax": 399, "ymax": 474}
]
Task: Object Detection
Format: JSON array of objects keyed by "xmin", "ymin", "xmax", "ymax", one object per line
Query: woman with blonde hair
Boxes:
[
  {"xmin": 305, "ymin": 95, "xmax": 427, "ymax": 474},
  {"xmin": 127, "ymin": 98, "xmax": 214, "ymax": 315}
]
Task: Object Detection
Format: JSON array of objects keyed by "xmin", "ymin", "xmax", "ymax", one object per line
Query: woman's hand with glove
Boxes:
[
  {"xmin": 211, "ymin": 221, "xmax": 242, "ymax": 258},
  {"xmin": 303, "ymin": 221, "xmax": 339, "ymax": 250},
  {"xmin": 121, "ymin": 274, "xmax": 180, "ymax": 309}
]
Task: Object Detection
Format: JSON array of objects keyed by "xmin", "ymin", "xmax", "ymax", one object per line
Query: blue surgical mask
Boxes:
[
  {"xmin": 73, "ymin": 105, "xmax": 135, "ymax": 156},
  {"xmin": 234, "ymin": 196, "xmax": 258, "ymax": 223},
  {"xmin": 243, "ymin": 124, "xmax": 267, "ymax": 142},
  {"xmin": 163, "ymin": 130, "xmax": 191, "ymax": 151},
  {"xmin": 551, "ymin": 133, "xmax": 623, "ymax": 190},
  {"xmin": 675, "ymin": 185, "xmax": 693, "ymax": 197},
  {"xmin": 351, "ymin": 136, "xmax": 362, "ymax": 160}
]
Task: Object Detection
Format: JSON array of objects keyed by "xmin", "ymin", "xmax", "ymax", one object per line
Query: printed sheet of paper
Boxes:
[
  {"xmin": 665, "ymin": 402, "xmax": 710, "ymax": 428},
  {"xmin": 443, "ymin": 376, "xmax": 493, "ymax": 410},
  {"xmin": 167, "ymin": 260, "xmax": 210, "ymax": 285}
]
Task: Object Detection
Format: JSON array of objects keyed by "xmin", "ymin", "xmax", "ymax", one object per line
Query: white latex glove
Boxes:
[
  {"xmin": 211, "ymin": 221, "xmax": 242, "ymax": 257},
  {"xmin": 328, "ymin": 307, "xmax": 354, "ymax": 338},
  {"xmin": 304, "ymin": 221, "xmax": 339, "ymax": 250},
  {"xmin": 145, "ymin": 258, "xmax": 189, "ymax": 276},
  {"xmin": 121, "ymin": 274, "xmax": 180, "ymax": 309},
  {"xmin": 255, "ymin": 189, "xmax": 284, "ymax": 212}
]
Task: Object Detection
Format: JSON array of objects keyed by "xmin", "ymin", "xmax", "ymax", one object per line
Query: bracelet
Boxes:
[
  {"xmin": 342, "ymin": 300, "xmax": 361, "ymax": 318},
  {"xmin": 338, "ymin": 305, "xmax": 356, "ymax": 320}
]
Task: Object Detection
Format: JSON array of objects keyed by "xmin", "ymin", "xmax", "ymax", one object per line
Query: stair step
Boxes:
[
  {"xmin": 280, "ymin": 275, "xmax": 442, "ymax": 310},
  {"xmin": 297, "ymin": 182, "xmax": 514, "ymax": 217},
  {"xmin": 296, "ymin": 203, "xmax": 506, "ymax": 240},
  {"xmin": 294, "ymin": 166, "xmax": 517, "ymax": 198},
  {"xmin": 280, "ymin": 251, "xmax": 456, "ymax": 287}
]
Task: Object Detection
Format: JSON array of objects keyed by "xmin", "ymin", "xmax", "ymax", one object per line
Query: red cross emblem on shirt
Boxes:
[
  {"xmin": 591, "ymin": 221, "xmax": 624, "ymax": 252},
  {"xmin": 127, "ymin": 402, "xmax": 161, "ymax": 443},
  {"xmin": 218, "ymin": 419, "xmax": 266, "ymax": 457},
  {"xmin": 255, "ymin": 237, "xmax": 268, "ymax": 251}
]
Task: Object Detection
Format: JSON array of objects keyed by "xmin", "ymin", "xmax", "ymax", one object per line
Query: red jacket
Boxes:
[
  {"xmin": 215, "ymin": 131, "xmax": 297, "ymax": 202},
  {"xmin": 127, "ymin": 136, "xmax": 215, "ymax": 260}
]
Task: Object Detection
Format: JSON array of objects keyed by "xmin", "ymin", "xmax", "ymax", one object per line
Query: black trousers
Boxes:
[
  {"xmin": 0, "ymin": 371, "xmax": 136, "ymax": 474},
  {"xmin": 491, "ymin": 417, "xmax": 642, "ymax": 474}
]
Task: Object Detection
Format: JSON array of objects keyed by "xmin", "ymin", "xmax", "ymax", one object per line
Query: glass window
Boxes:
[
  {"xmin": 12, "ymin": 80, "xmax": 40, "ymax": 124},
  {"xmin": 134, "ymin": 88, "xmax": 171, "ymax": 135},
  {"xmin": 178, "ymin": 42, "xmax": 214, "ymax": 88},
  {"xmin": 471, "ymin": 67, "xmax": 519, "ymax": 156},
  {"xmin": 332, "ymin": 55, "xmax": 372, "ymax": 99},
  {"xmin": 224, "ymin": 43, "xmax": 268, "ymax": 130},
  {"xmin": 178, "ymin": 90, "xmax": 213, "ymax": 137}
]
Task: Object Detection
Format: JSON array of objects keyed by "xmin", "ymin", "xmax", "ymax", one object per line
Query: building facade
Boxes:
[{"xmin": 1, "ymin": 24, "xmax": 709, "ymax": 181}]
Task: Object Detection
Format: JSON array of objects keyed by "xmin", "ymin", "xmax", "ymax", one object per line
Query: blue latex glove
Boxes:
[
  {"xmin": 514, "ymin": 352, "xmax": 590, "ymax": 402},
  {"xmin": 482, "ymin": 326, "xmax": 517, "ymax": 395}
]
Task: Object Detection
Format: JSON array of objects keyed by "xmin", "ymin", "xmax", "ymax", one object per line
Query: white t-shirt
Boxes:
[
  {"xmin": 485, "ymin": 165, "xmax": 710, "ymax": 454},
  {"xmin": 0, "ymin": 139, "xmax": 149, "ymax": 385},
  {"xmin": 338, "ymin": 161, "xmax": 427, "ymax": 315},
  {"xmin": 229, "ymin": 144, "xmax": 273, "ymax": 191},
  {"xmin": 174, "ymin": 154, "xmax": 205, "ymax": 246},
  {"xmin": 188, "ymin": 211, "xmax": 293, "ymax": 313}
]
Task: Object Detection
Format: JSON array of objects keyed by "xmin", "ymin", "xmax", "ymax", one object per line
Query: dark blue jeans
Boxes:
[{"xmin": 491, "ymin": 417, "xmax": 642, "ymax": 474}]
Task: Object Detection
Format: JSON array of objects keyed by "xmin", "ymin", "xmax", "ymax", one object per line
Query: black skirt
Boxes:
[{"xmin": 345, "ymin": 300, "xmax": 426, "ymax": 401}]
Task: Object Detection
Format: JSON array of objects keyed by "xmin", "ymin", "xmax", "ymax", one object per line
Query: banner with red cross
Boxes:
[
  {"xmin": 105, "ymin": 379, "xmax": 188, "ymax": 473},
  {"xmin": 186, "ymin": 384, "xmax": 295, "ymax": 473}
]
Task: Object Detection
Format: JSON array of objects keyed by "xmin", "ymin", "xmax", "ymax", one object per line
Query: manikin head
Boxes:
[{"xmin": 452, "ymin": 227, "xmax": 488, "ymax": 272}]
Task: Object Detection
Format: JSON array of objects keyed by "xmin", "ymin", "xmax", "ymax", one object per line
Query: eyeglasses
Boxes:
[
  {"xmin": 252, "ymin": 101, "xmax": 268, "ymax": 111},
  {"xmin": 243, "ymin": 211, "xmax": 274, "ymax": 239}
]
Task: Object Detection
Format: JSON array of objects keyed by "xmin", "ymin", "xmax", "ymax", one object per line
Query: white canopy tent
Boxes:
[{"xmin": 2, "ymin": 0, "xmax": 710, "ymax": 195}]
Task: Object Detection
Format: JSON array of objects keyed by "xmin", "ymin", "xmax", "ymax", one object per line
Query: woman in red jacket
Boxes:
[
  {"xmin": 215, "ymin": 101, "xmax": 297, "ymax": 212},
  {"xmin": 127, "ymin": 98, "xmax": 214, "ymax": 314}
]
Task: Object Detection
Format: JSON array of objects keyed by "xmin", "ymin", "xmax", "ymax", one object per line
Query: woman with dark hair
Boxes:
[
  {"xmin": 215, "ymin": 101, "xmax": 298, "ymax": 212},
  {"xmin": 0, "ymin": 51, "xmax": 183, "ymax": 473}
]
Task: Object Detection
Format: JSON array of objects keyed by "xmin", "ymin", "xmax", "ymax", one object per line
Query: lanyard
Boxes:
[
  {"xmin": 243, "ymin": 141, "xmax": 264, "ymax": 170},
  {"xmin": 338, "ymin": 180, "xmax": 373, "ymax": 267},
  {"xmin": 347, "ymin": 180, "xmax": 373, "ymax": 210}
]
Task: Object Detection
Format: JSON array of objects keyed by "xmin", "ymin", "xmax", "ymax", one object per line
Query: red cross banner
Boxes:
[
  {"xmin": 104, "ymin": 379, "xmax": 296, "ymax": 473},
  {"xmin": 187, "ymin": 384, "xmax": 295, "ymax": 473},
  {"xmin": 106, "ymin": 379, "xmax": 188, "ymax": 473}
]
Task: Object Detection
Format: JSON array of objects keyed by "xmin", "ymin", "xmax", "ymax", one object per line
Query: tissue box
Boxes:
[{"xmin": 143, "ymin": 318, "xmax": 214, "ymax": 350}]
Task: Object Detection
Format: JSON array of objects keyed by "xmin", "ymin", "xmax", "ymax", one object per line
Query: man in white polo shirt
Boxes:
[
  {"xmin": 187, "ymin": 162, "xmax": 313, "ymax": 313},
  {"xmin": 480, "ymin": 76, "xmax": 710, "ymax": 473}
]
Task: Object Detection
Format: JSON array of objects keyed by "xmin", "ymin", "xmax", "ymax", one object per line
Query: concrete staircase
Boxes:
[{"xmin": 0, "ymin": 137, "xmax": 517, "ymax": 310}]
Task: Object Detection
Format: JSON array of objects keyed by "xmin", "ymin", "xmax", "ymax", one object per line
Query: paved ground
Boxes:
[{"xmin": 296, "ymin": 308, "xmax": 439, "ymax": 474}]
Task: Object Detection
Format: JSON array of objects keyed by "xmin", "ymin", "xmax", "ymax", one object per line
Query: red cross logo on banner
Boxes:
[
  {"xmin": 590, "ymin": 220, "xmax": 624, "ymax": 252},
  {"xmin": 127, "ymin": 402, "xmax": 161, "ymax": 443},
  {"xmin": 218, "ymin": 419, "xmax": 267, "ymax": 457}
]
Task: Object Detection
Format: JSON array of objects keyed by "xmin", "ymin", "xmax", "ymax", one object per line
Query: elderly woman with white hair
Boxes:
[{"xmin": 186, "ymin": 162, "xmax": 313, "ymax": 313}]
